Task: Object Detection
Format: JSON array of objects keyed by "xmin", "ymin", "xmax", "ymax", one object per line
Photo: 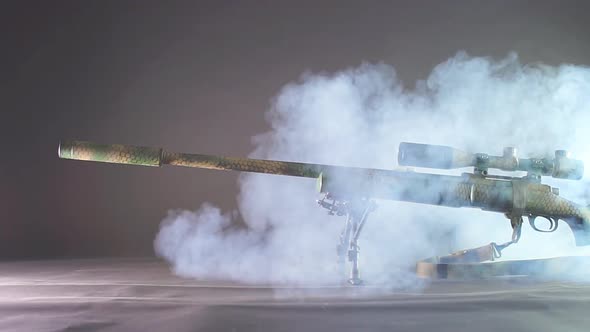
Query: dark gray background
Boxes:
[{"xmin": 3, "ymin": 0, "xmax": 590, "ymax": 260}]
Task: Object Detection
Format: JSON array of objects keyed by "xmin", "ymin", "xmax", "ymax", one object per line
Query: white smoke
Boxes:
[{"xmin": 155, "ymin": 52, "xmax": 590, "ymax": 285}]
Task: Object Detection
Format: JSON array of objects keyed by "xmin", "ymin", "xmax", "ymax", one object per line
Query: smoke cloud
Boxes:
[{"xmin": 155, "ymin": 52, "xmax": 590, "ymax": 286}]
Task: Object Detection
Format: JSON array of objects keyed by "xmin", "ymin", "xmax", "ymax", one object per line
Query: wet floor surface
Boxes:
[{"xmin": 0, "ymin": 258, "xmax": 588, "ymax": 331}]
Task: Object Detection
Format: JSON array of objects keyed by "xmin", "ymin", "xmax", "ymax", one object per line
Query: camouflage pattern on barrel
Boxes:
[{"xmin": 58, "ymin": 140, "xmax": 590, "ymax": 246}]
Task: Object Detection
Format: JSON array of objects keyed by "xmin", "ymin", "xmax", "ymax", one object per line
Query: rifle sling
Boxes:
[
  {"xmin": 416, "ymin": 178, "xmax": 571, "ymax": 280},
  {"xmin": 415, "ymin": 243, "xmax": 589, "ymax": 279}
]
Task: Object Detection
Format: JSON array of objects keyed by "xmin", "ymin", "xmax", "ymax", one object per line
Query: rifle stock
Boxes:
[{"xmin": 59, "ymin": 140, "xmax": 590, "ymax": 246}]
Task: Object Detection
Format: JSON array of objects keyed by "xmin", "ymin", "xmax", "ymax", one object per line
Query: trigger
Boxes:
[{"xmin": 550, "ymin": 218, "xmax": 559, "ymax": 231}]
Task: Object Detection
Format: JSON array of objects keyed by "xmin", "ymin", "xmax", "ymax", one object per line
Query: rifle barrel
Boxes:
[{"xmin": 58, "ymin": 140, "xmax": 327, "ymax": 178}]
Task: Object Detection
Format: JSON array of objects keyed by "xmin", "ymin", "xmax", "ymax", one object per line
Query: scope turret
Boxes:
[{"xmin": 398, "ymin": 142, "xmax": 584, "ymax": 180}]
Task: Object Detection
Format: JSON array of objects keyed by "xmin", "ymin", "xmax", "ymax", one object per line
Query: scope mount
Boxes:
[{"xmin": 473, "ymin": 148, "xmax": 543, "ymax": 181}]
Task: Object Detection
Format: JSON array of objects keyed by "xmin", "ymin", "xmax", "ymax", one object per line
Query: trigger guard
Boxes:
[{"xmin": 528, "ymin": 215, "xmax": 559, "ymax": 233}]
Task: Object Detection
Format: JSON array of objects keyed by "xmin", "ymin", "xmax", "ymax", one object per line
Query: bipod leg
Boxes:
[
  {"xmin": 337, "ymin": 215, "xmax": 352, "ymax": 278},
  {"xmin": 348, "ymin": 226, "xmax": 362, "ymax": 285},
  {"xmin": 346, "ymin": 200, "xmax": 375, "ymax": 286}
]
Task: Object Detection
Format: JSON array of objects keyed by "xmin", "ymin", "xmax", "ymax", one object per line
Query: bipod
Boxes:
[{"xmin": 337, "ymin": 199, "xmax": 376, "ymax": 285}]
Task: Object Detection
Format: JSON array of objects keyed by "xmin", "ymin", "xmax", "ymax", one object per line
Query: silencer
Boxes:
[{"xmin": 58, "ymin": 141, "xmax": 163, "ymax": 167}]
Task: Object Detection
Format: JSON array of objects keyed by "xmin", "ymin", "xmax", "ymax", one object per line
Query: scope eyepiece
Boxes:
[{"xmin": 553, "ymin": 150, "xmax": 584, "ymax": 180}]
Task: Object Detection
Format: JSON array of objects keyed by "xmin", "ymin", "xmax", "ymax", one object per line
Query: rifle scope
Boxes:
[{"xmin": 397, "ymin": 142, "xmax": 584, "ymax": 180}]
